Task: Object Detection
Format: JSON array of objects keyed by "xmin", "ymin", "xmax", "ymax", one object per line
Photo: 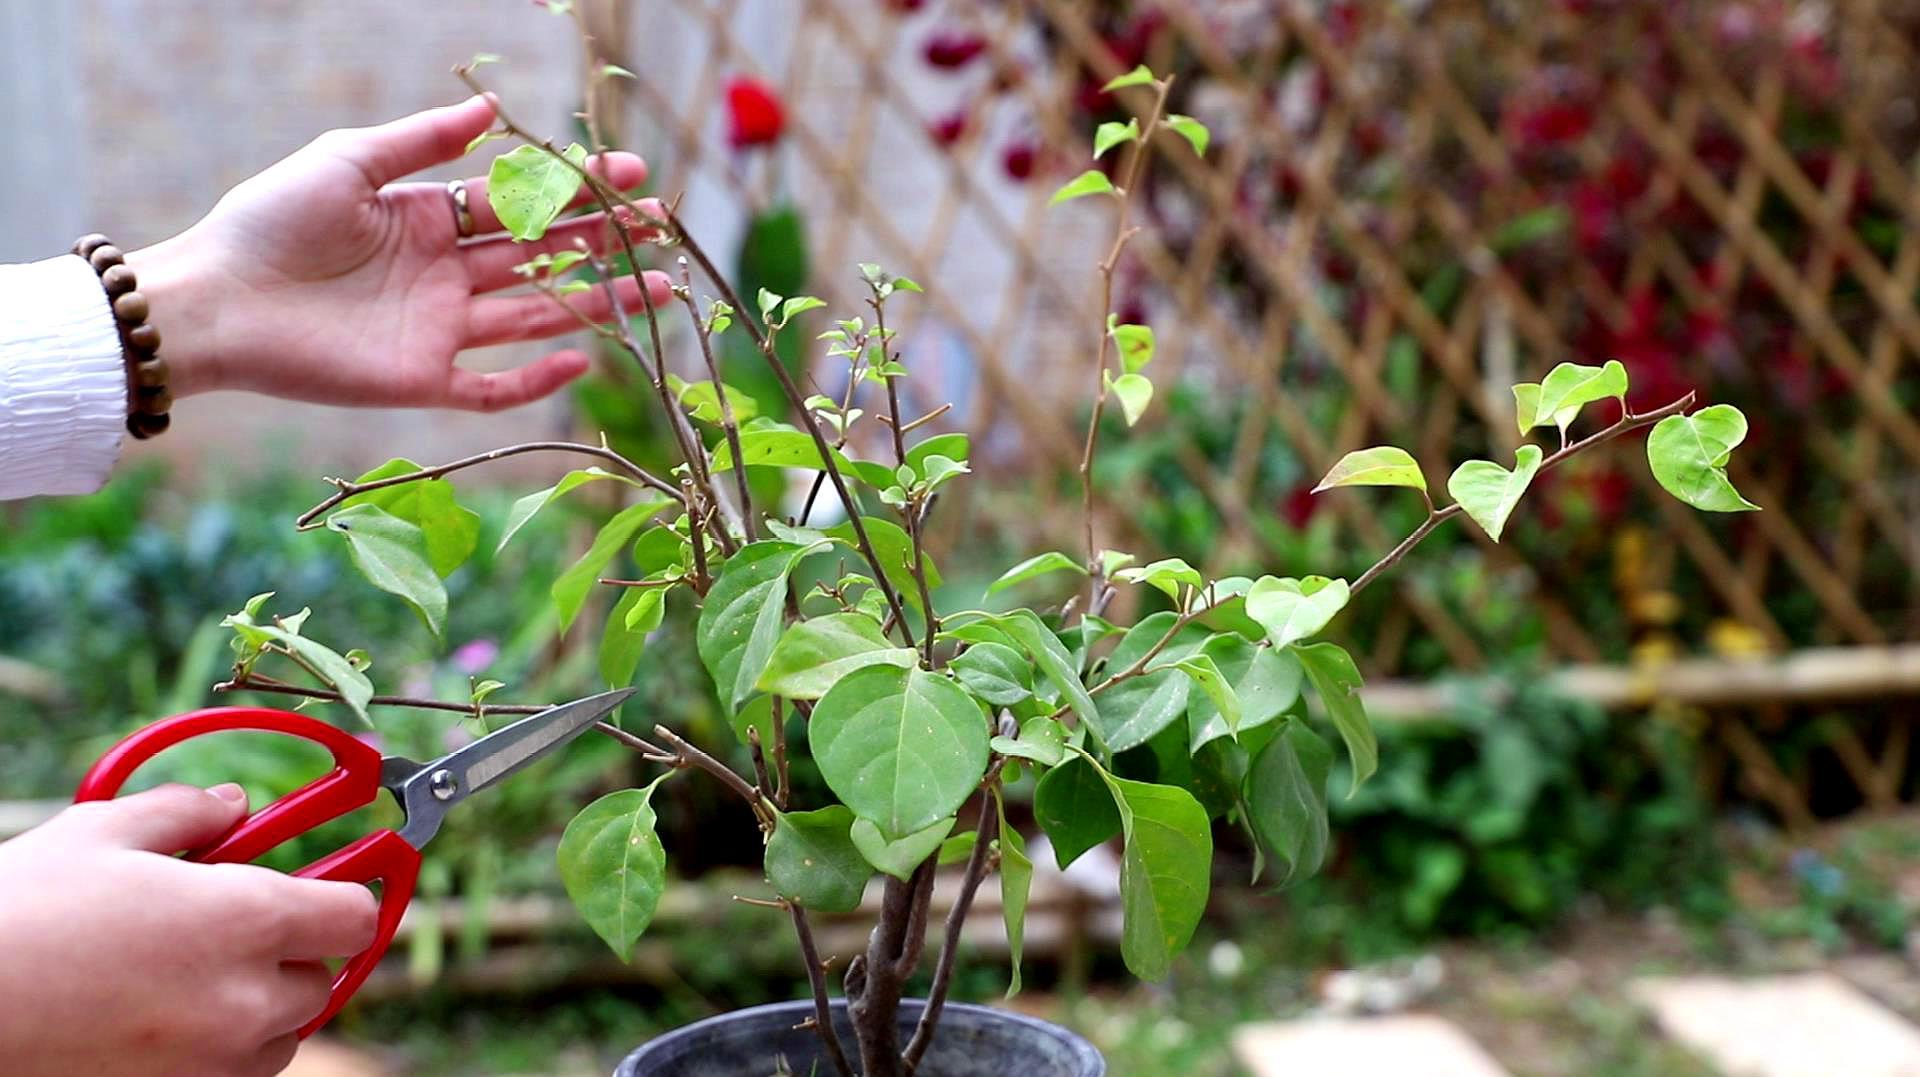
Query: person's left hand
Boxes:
[{"xmin": 128, "ymin": 95, "xmax": 670, "ymax": 412}]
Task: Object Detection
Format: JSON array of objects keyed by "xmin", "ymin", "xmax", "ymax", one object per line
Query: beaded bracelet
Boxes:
[{"xmin": 71, "ymin": 233, "xmax": 170, "ymax": 439}]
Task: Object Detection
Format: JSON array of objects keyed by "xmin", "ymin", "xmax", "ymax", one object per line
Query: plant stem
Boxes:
[
  {"xmin": 872, "ymin": 292, "xmax": 940, "ymax": 667},
  {"xmin": 651, "ymin": 724, "xmax": 770, "ymax": 829},
  {"xmin": 677, "ymin": 259, "xmax": 756, "ymax": 541},
  {"xmin": 295, "ymin": 442, "xmax": 680, "ymax": 529},
  {"xmin": 791, "ymin": 902, "xmax": 857, "ymax": 1077},
  {"xmin": 216, "ymin": 673, "xmax": 673, "ymax": 760},
  {"xmin": 901, "ymin": 795, "xmax": 999, "ymax": 1073},
  {"xmin": 1079, "ymin": 76, "xmax": 1174, "ymax": 607},
  {"xmin": 1348, "ymin": 392, "xmax": 1696, "ymax": 598}
]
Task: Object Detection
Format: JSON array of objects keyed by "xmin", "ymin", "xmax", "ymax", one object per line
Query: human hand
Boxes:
[
  {"xmin": 0, "ymin": 784, "xmax": 378, "ymax": 1077},
  {"xmin": 127, "ymin": 95, "xmax": 670, "ymax": 412}
]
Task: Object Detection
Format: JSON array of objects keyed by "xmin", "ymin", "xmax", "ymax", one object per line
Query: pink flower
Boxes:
[
  {"xmin": 928, "ymin": 110, "xmax": 969, "ymax": 146},
  {"xmin": 1002, "ymin": 140, "xmax": 1037, "ymax": 181},
  {"xmin": 452, "ymin": 638, "xmax": 499, "ymax": 675}
]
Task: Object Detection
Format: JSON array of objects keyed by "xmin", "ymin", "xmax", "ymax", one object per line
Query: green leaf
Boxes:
[
  {"xmin": 907, "ymin": 432, "xmax": 970, "ymax": 472},
  {"xmin": 1292, "ymin": 641, "xmax": 1376, "ymax": 793},
  {"xmin": 1094, "ymin": 118, "xmax": 1140, "ymax": 159},
  {"xmin": 990, "ymin": 610, "xmax": 1098, "ymax": 730},
  {"xmin": 826, "ymin": 517, "xmax": 942, "ymax": 613},
  {"xmin": 809, "ymin": 666, "xmax": 990, "ymax": 835},
  {"xmin": 1163, "ymin": 114, "xmax": 1210, "ymax": 157},
  {"xmin": 486, "ymin": 142, "xmax": 587, "ymax": 241},
  {"xmin": 1246, "ymin": 720, "xmax": 1332, "ymax": 886},
  {"xmin": 557, "ymin": 777, "xmax": 671, "ymax": 957},
  {"xmin": 781, "ymin": 295, "xmax": 827, "ymax": 322},
  {"xmin": 1312, "ymin": 446, "xmax": 1427, "ymax": 494},
  {"xmin": 498, "ymin": 468, "xmax": 637, "ymax": 553},
  {"xmin": 1489, "ymin": 205, "xmax": 1568, "ymax": 253},
  {"xmin": 1171, "ymin": 654, "xmax": 1240, "ymax": 736},
  {"xmin": 755, "ymin": 613, "xmax": 917, "ymax": 700},
  {"xmin": 1188, "ymin": 637, "xmax": 1303, "ymax": 753},
  {"xmin": 1034, "ymin": 756, "xmax": 1122, "ymax": 869},
  {"xmin": 850, "ymin": 816, "xmax": 955, "ymax": 881},
  {"xmin": 1447, "ymin": 445, "xmax": 1545, "ymax": 542},
  {"xmin": 919, "ymin": 454, "xmax": 969, "ymax": 492},
  {"xmin": 1531, "ymin": 359, "xmax": 1628, "ymax": 430},
  {"xmin": 666, "ymin": 375, "xmax": 761, "ymax": 425},
  {"xmin": 758, "ymin": 287, "xmax": 782, "ymax": 321},
  {"xmin": 326, "ymin": 505, "xmax": 448, "ymax": 639},
  {"xmin": 938, "ymin": 830, "xmax": 978, "ymax": 866},
  {"xmin": 340, "ymin": 460, "xmax": 480, "ymax": 578},
  {"xmin": 471, "ymin": 679, "xmax": 505, "ymax": 704},
  {"xmin": 986, "ymin": 551, "xmax": 1087, "ymax": 596},
  {"xmin": 996, "ymin": 792, "xmax": 1033, "ymax": 997},
  {"xmin": 1051, "ymin": 169, "xmax": 1117, "ymax": 206},
  {"xmin": 991, "ymin": 716, "xmax": 1069, "ymax": 768},
  {"xmin": 953, "ymin": 642, "xmax": 1034, "ymax": 707},
  {"xmin": 223, "ymin": 601, "xmax": 375, "ymax": 726},
  {"xmin": 602, "ymin": 63, "xmax": 636, "ymax": 79},
  {"xmin": 1108, "ymin": 371, "xmax": 1154, "ymax": 426},
  {"xmin": 1647, "ymin": 405, "xmax": 1762, "ymax": 512},
  {"xmin": 1245, "ymin": 575, "xmax": 1349, "ymax": 650},
  {"xmin": 1094, "ymin": 613, "xmax": 1204, "ymax": 753},
  {"xmin": 1111, "ymin": 323, "xmax": 1156, "ymax": 373},
  {"xmin": 709, "ymin": 427, "xmax": 855, "ymax": 474},
  {"xmin": 696, "ymin": 541, "xmax": 816, "ymax": 713},
  {"xmin": 765, "ymin": 805, "xmax": 872, "ymax": 913},
  {"xmin": 1512, "ymin": 382, "xmax": 1580, "ymax": 439},
  {"xmin": 1102, "ymin": 770, "xmax": 1213, "ymax": 981},
  {"xmin": 600, "ymin": 586, "xmax": 665, "ymax": 689},
  {"xmin": 1103, "ymin": 64, "xmax": 1157, "ymax": 91},
  {"xmin": 1112, "ymin": 557, "xmax": 1204, "ymax": 603},
  {"xmin": 551, "ymin": 499, "xmax": 674, "ymax": 634}
]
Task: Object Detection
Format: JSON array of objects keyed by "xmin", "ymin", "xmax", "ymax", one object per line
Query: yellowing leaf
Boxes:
[
  {"xmin": 1446, "ymin": 445, "xmax": 1545, "ymax": 542},
  {"xmin": 1312, "ymin": 447, "xmax": 1427, "ymax": 494}
]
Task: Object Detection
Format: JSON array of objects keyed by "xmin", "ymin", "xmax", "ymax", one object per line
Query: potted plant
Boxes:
[{"xmin": 212, "ymin": 7, "xmax": 1760, "ymax": 1074}]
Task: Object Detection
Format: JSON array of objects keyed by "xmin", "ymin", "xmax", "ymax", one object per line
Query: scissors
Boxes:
[{"xmin": 74, "ymin": 687, "xmax": 635, "ymax": 1037}]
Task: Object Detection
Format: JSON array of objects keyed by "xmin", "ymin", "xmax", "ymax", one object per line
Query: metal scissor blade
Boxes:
[{"xmin": 392, "ymin": 689, "xmax": 634, "ymax": 848}]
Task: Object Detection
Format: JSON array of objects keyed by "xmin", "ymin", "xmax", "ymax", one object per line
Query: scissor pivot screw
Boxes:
[{"xmin": 429, "ymin": 768, "xmax": 459, "ymax": 801}]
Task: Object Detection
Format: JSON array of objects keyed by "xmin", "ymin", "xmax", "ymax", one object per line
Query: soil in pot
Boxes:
[{"xmin": 614, "ymin": 998, "xmax": 1105, "ymax": 1077}]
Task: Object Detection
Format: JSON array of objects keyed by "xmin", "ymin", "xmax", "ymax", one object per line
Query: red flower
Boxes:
[
  {"xmin": 725, "ymin": 77, "xmax": 786, "ymax": 149},
  {"xmin": 1002, "ymin": 140, "xmax": 1037, "ymax": 181},
  {"xmin": 1280, "ymin": 484, "xmax": 1321, "ymax": 529},
  {"xmin": 884, "ymin": 0, "xmax": 926, "ymax": 10},
  {"xmin": 928, "ymin": 110, "xmax": 969, "ymax": 146},
  {"xmin": 923, "ymin": 31, "xmax": 988, "ymax": 69}
]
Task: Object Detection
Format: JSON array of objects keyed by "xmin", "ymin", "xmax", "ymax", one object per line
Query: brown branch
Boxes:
[
  {"xmin": 295, "ymin": 442, "xmax": 680, "ymax": 529},
  {"xmin": 1079, "ymin": 75, "xmax": 1174, "ymax": 603},
  {"xmin": 650, "ymin": 724, "xmax": 768, "ymax": 826},
  {"xmin": 791, "ymin": 902, "xmax": 857, "ymax": 1077},
  {"xmin": 902, "ymin": 796, "xmax": 999, "ymax": 1074},
  {"xmin": 215, "ymin": 673, "xmax": 673, "ymax": 761},
  {"xmin": 1349, "ymin": 392, "xmax": 1698, "ymax": 597},
  {"xmin": 676, "ymin": 259, "xmax": 756, "ymax": 541}
]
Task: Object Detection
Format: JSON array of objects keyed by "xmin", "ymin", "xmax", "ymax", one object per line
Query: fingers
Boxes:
[
  {"xmin": 463, "ymin": 269, "xmax": 673, "ymax": 350},
  {"xmin": 66, "ymin": 783, "xmax": 248, "ymax": 853},
  {"xmin": 245, "ymin": 1033, "xmax": 302, "ymax": 1077},
  {"xmin": 266, "ymin": 962, "xmax": 335, "ymax": 1035},
  {"xmin": 442, "ymin": 351, "xmax": 592, "ymax": 413},
  {"xmin": 461, "ymin": 197, "xmax": 666, "ymax": 293},
  {"xmin": 320, "ymin": 95, "xmax": 499, "ymax": 189},
  {"xmin": 462, "ymin": 153, "xmax": 651, "ymax": 238},
  {"xmin": 268, "ymin": 875, "xmax": 381, "ymax": 961}
]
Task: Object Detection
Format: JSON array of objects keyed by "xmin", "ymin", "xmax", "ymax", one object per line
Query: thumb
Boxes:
[{"xmin": 71, "ymin": 783, "xmax": 249, "ymax": 853}]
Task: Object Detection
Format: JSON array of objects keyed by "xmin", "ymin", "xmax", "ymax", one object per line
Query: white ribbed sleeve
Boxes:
[{"xmin": 0, "ymin": 254, "xmax": 126, "ymax": 500}]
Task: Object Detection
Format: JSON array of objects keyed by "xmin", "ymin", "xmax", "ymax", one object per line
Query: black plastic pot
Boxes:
[{"xmin": 614, "ymin": 998, "xmax": 1105, "ymax": 1077}]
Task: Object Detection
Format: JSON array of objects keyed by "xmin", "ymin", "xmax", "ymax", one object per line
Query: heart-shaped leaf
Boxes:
[
  {"xmin": 1245, "ymin": 576, "xmax": 1349, "ymax": 649},
  {"xmin": 1312, "ymin": 447, "xmax": 1427, "ymax": 494},
  {"xmin": 1528, "ymin": 360, "xmax": 1628, "ymax": 432},
  {"xmin": 486, "ymin": 142, "xmax": 587, "ymax": 241},
  {"xmin": 765, "ymin": 805, "xmax": 871, "ymax": 913},
  {"xmin": 557, "ymin": 776, "xmax": 671, "ymax": 958},
  {"xmin": 1446, "ymin": 445, "xmax": 1545, "ymax": 542},
  {"xmin": 809, "ymin": 666, "xmax": 990, "ymax": 835},
  {"xmin": 1512, "ymin": 382, "xmax": 1580, "ymax": 438},
  {"xmin": 1647, "ymin": 404, "xmax": 1761, "ymax": 512}
]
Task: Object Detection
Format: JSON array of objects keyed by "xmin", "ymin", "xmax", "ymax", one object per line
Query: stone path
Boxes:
[{"xmin": 1234, "ymin": 971, "xmax": 1920, "ymax": 1077}]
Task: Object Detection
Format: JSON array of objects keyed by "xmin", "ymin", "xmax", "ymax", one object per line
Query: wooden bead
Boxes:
[
  {"xmin": 100, "ymin": 264, "xmax": 138, "ymax": 296},
  {"xmin": 130, "ymin": 357, "xmax": 169, "ymax": 390},
  {"xmin": 127, "ymin": 411, "xmax": 171, "ymax": 439},
  {"xmin": 112, "ymin": 291, "xmax": 149, "ymax": 324},
  {"xmin": 73, "ymin": 233, "xmax": 111, "ymax": 258},
  {"xmin": 88, "ymin": 245, "xmax": 124, "ymax": 272},
  {"xmin": 126, "ymin": 322, "xmax": 161, "ymax": 353}
]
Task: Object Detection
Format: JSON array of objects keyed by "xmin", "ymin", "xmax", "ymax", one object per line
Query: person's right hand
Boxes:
[{"xmin": 0, "ymin": 783, "xmax": 379, "ymax": 1077}]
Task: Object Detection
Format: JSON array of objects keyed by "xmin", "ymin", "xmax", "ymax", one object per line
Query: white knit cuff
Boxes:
[{"xmin": 0, "ymin": 254, "xmax": 126, "ymax": 500}]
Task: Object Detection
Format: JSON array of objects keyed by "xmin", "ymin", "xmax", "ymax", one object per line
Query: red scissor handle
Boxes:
[{"xmin": 76, "ymin": 707, "xmax": 420, "ymax": 1038}]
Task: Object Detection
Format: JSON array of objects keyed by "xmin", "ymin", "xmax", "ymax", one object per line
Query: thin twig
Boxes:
[
  {"xmin": 1349, "ymin": 392, "xmax": 1697, "ymax": 597},
  {"xmin": 677, "ymin": 259, "xmax": 756, "ymax": 540},
  {"xmin": 902, "ymin": 796, "xmax": 999, "ymax": 1074},
  {"xmin": 651, "ymin": 724, "xmax": 769, "ymax": 826},
  {"xmin": 791, "ymin": 903, "xmax": 857, "ymax": 1077},
  {"xmin": 872, "ymin": 290, "xmax": 939, "ymax": 667},
  {"xmin": 296, "ymin": 442, "xmax": 680, "ymax": 529}
]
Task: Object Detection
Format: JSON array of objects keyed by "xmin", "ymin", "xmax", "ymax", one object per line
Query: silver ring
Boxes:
[{"xmin": 447, "ymin": 179, "xmax": 476, "ymax": 238}]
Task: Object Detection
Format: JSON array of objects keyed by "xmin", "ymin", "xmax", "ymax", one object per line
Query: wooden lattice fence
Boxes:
[{"xmin": 603, "ymin": 0, "xmax": 1920, "ymax": 819}]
